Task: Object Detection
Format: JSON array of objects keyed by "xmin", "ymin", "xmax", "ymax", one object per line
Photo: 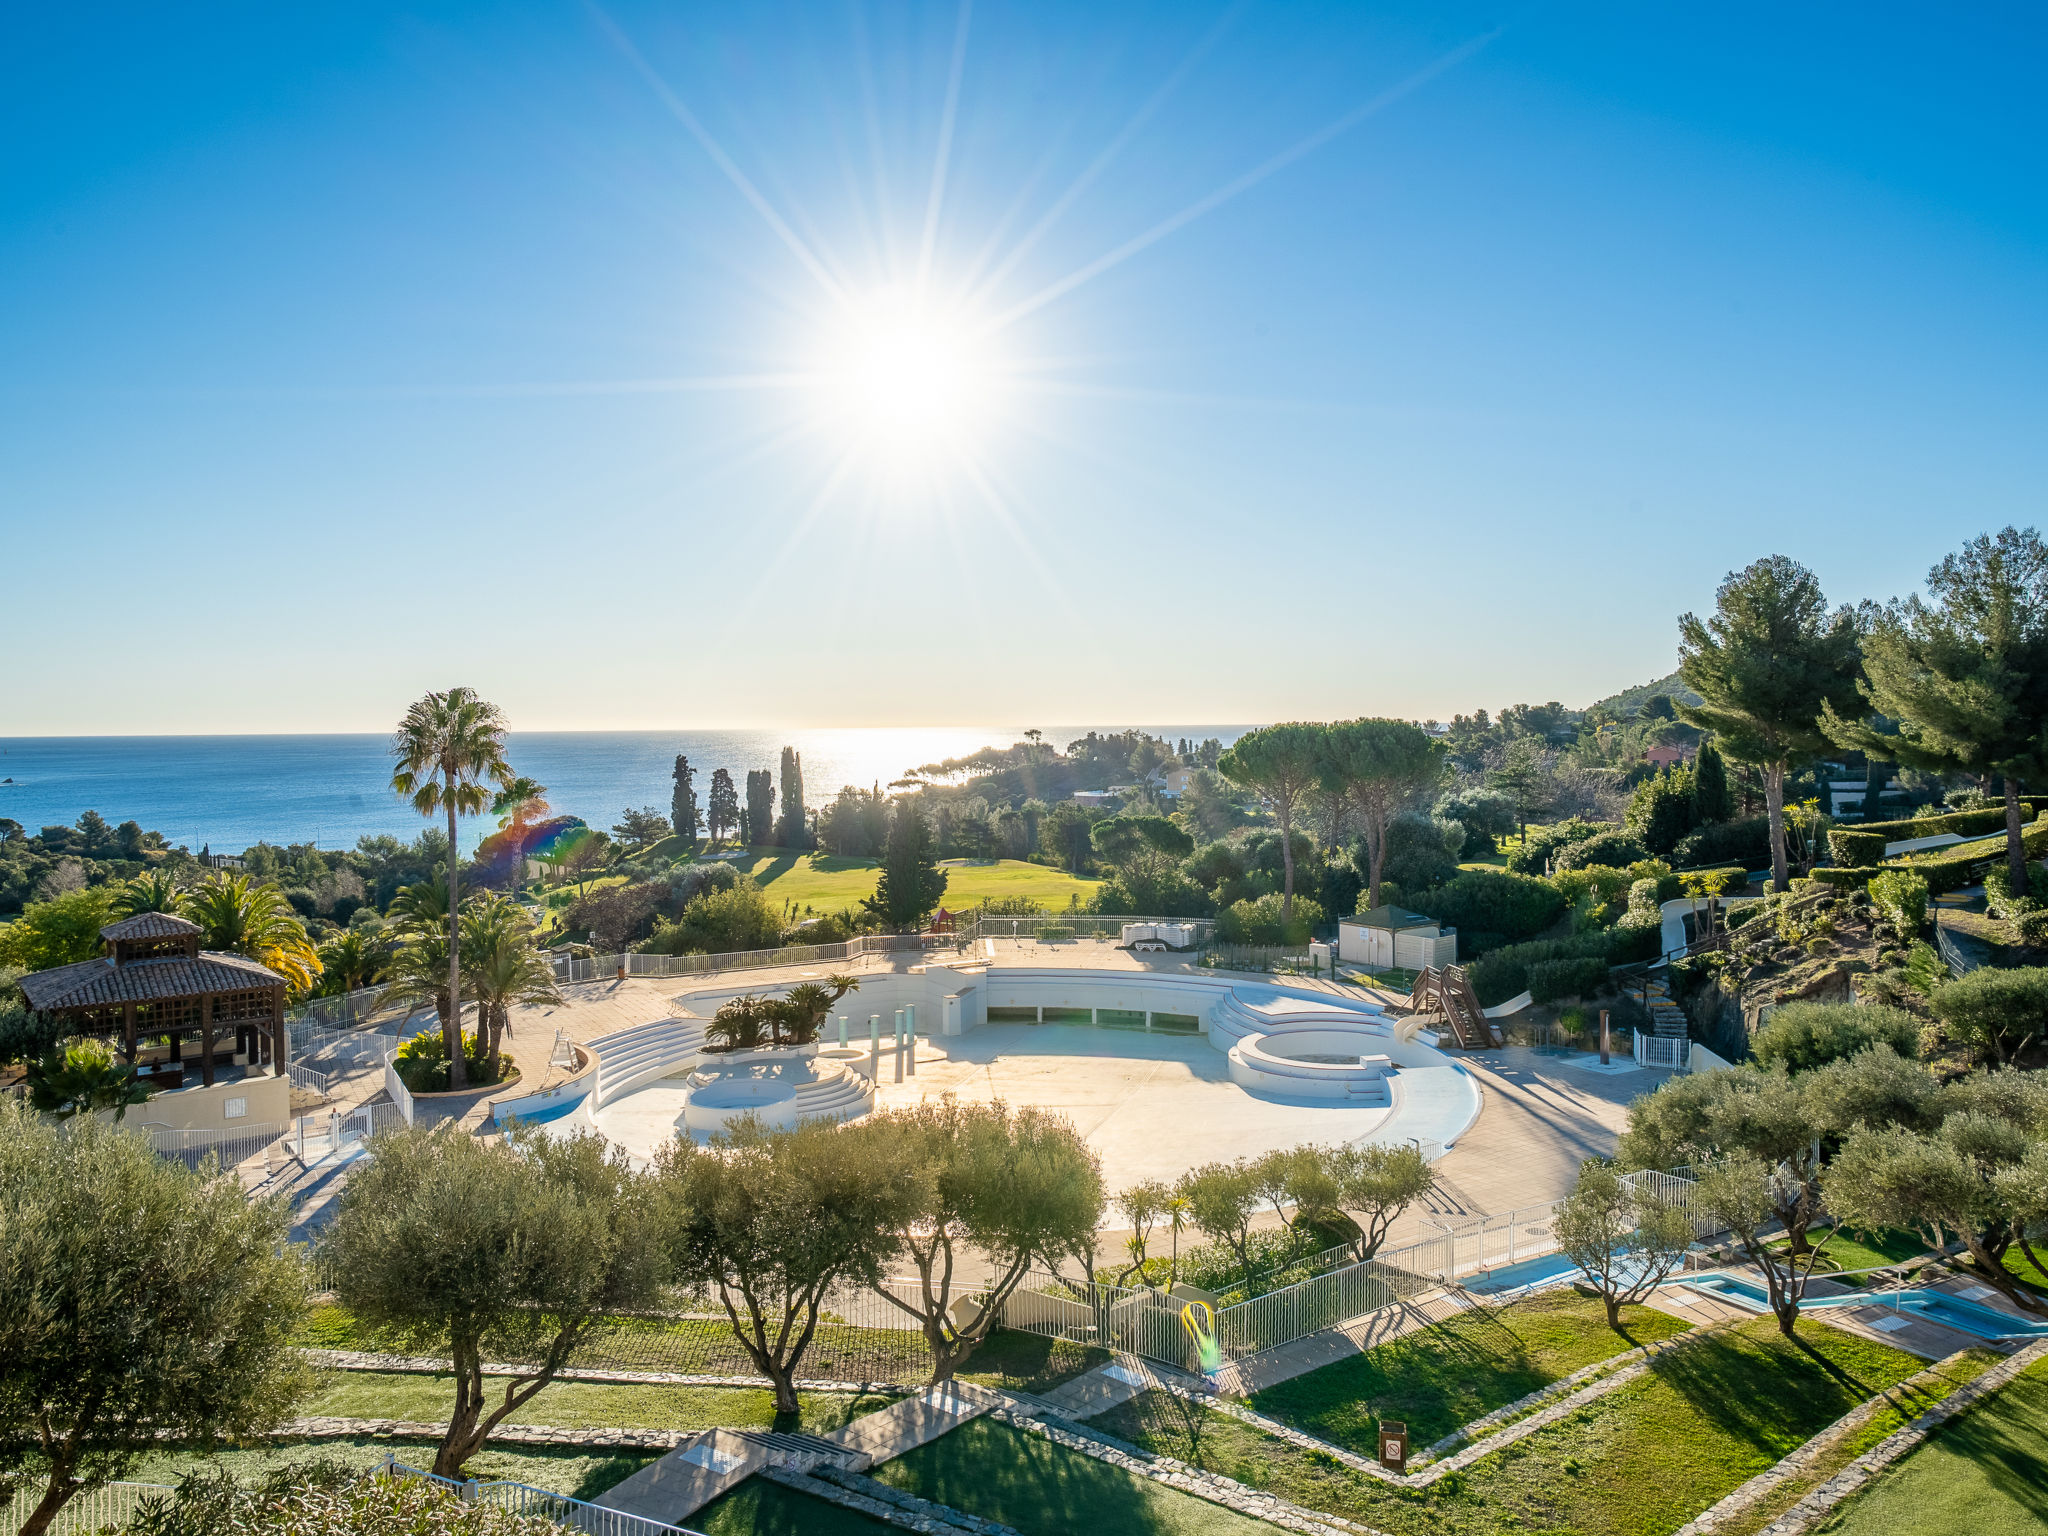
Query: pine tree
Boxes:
[
  {"xmin": 1677, "ymin": 557, "xmax": 1861, "ymax": 890},
  {"xmin": 671, "ymin": 756, "xmax": 701, "ymax": 843},
  {"xmin": 776, "ymin": 747, "xmax": 807, "ymax": 847},
  {"xmin": 1691, "ymin": 738, "xmax": 1733, "ymax": 825},
  {"xmin": 707, "ymin": 769, "xmax": 739, "ymax": 844},
  {"xmin": 863, "ymin": 805, "xmax": 948, "ymax": 931},
  {"xmin": 745, "ymin": 769, "xmax": 774, "ymax": 850}
]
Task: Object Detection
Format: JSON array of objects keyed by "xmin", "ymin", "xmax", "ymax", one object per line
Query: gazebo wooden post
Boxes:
[
  {"xmin": 271, "ymin": 988, "xmax": 287, "ymax": 1077},
  {"xmin": 122, "ymin": 1001, "xmax": 137, "ymax": 1063},
  {"xmin": 201, "ymin": 995, "xmax": 216, "ymax": 1087}
]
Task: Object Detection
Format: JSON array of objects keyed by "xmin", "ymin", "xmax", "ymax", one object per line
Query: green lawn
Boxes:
[
  {"xmin": 874, "ymin": 1417, "xmax": 1286, "ymax": 1536},
  {"xmin": 694, "ymin": 1477, "xmax": 897, "ymax": 1534},
  {"xmin": 1093, "ymin": 1316, "xmax": 1926, "ymax": 1536},
  {"xmin": 724, "ymin": 852, "xmax": 1101, "ymax": 915},
  {"xmin": 1817, "ymin": 1358, "xmax": 2048, "ymax": 1536},
  {"xmin": 124, "ymin": 1438, "xmax": 661, "ymax": 1503},
  {"xmin": 303, "ymin": 1372, "xmax": 893, "ymax": 1436},
  {"xmin": 1243, "ymin": 1293, "xmax": 1691, "ymax": 1455},
  {"xmin": 294, "ymin": 1307, "xmax": 1103, "ymax": 1396},
  {"xmin": 1775, "ymin": 1224, "xmax": 1931, "ymax": 1276}
]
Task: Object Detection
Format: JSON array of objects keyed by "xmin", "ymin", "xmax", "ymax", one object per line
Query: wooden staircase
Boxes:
[{"xmin": 1407, "ymin": 965, "xmax": 1500, "ymax": 1050}]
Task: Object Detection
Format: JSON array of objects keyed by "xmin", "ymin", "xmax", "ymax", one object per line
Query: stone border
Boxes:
[
  {"xmin": 767, "ymin": 1464, "xmax": 1022, "ymax": 1536},
  {"xmin": 304, "ymin": 1347, "xmax": 916, "ymax": 1398},
  {"xmin": 280, "ymin": 1416, "xmax": 685, "ymax": 1450},
  {"xmin": 1749, "ymin": 1337, "xmax": 2048, "ymax": 1535}
]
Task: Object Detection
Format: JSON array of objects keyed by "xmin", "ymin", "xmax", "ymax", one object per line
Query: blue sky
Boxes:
[{"xmin": 3, "ymin": 2, "xmax": 2043, "ymax": 734}]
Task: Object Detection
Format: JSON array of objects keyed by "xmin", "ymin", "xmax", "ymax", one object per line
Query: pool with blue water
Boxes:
[{"xmin": 1676, "ymin": 1274, "xmax": 2048, "ymax": 1338}]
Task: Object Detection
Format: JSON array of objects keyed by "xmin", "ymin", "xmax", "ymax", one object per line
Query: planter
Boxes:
[{"xmin": 404, "ymin": 1065, "xmax": 523, "ymax": 1099}]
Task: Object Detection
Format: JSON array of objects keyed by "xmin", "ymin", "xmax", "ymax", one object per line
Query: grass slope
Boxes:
[
  {"xmin": 1093, "ymin": 1316, "xmax": 1924, "ymax": 1536},
  {"xmin": 875, "ymin": 1417, "xmax": 1285, "ymax": 1536},
  {"xmin": 1817, "ymin": 1357, "xmax": 2048, "ymax": 1536},
  {"xmin": 1245, "ymin": 1293, "xmax": 1691, "ymax": 1454},
  {"xmin": 303, "ymin": 1373, "xmax": 892, "ymax": 1435},
  {"xmin": 726, "ymin": 852, "xmax": 1101, "ymax": 914},
  {"xmin": 124, "ymin": 1438, "xmax": 660, "ymax": 1503},
  {"xmin": 692, "ymin": 1478, "xmax": 898, "ymax": 1534}
]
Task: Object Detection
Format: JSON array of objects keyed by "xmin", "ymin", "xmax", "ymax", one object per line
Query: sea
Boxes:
[{"xmin": 0, "ymin": 726, "xmax": 1254, "ymax": 856}]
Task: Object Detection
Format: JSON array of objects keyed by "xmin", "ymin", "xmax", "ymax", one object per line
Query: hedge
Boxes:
[
  {"xmin": 1826, "ymin": 828, "xmax": 1886, "ymax": 867},
  {"xmin": 1529, "ymin": 955, "xmax": 1611, "ymax": 1004},
  {"xmin": 1551, "ymin": 828, "xmax": 1651, "ymax": 872},
  {"xmin": 1808, "ymin": 867, "xmax": 1873, "ymax": 890},
  {"xmin": 1890, "ymin": 819, "xmax": 2048, "ymax": 895},
  {"xmin": 1409, "ymin": 870, "xmax": 1567, "ymax": 945},
  {"xmin": 1671, "ymin": 815, "xmax": 1772, "ymax": 871},
  {"xmin": 1463, "ymin": 926, "xmax": 1652, "ymax": 1006},
  {"xmin": 1848, "ymin": 799, "xmax": 2048, "ymax": 842}
]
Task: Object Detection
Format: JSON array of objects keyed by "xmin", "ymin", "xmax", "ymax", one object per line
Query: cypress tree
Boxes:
[
  {"xmin": 776, "ymin": 747, "xmax": 807, "ymax": 847},
  {"xmin": 1691, "ymin": 738, "xmax": 1733, "ymax": 825},
  {"xmin": 745, "ymin": 769, "xmax": 774, "ymax": 849},
  {"xmin": 671, "ymin": 756, "xmax": 701, "ymax": 843},
  {"xmin": 707, "ymin": 769, "xmax": 739, "ymax": 844}
]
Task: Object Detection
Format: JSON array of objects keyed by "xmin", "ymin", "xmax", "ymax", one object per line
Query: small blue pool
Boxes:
[
  {"xmin": 1465, "ymin": 1252, "xmax": 1583, "ymax": 1296},
  {"xmin": 1676, "ymin": 1274, "xmax": 2048, "ymax": 1338}
]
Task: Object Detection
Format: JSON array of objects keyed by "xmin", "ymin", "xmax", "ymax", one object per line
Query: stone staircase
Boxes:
[{"xmin": 1642, "ymin": 978, "xmax": 1689, "ymax": 1040}]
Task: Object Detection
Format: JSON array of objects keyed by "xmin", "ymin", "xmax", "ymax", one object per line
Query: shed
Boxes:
[{"xmin": 1338, "ymin": 906, "xmax": 1457, "ymax": 972}]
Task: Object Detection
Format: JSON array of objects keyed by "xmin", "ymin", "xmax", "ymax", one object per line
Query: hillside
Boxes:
[{"xmin": 1585, "ymin": 669, "xmax": 1701, "ymax": 717}]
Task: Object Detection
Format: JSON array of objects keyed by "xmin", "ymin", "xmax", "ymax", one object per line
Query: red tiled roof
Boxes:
[{"xmin": 18, "ymin": 951, "xmax": 282, "ymax": 1012}]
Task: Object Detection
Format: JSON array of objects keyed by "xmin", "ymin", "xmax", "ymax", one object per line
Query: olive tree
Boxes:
[
  {"xmin": 1177, "ymin": 1159, "xmax": 1263, "ymax": 1286},
  {"xmin": 1693, "ymin": 1153, "xmax": 1835, "ymax": 1337},
  {"xmin": 860, "ymin": 1099, "xmax": 1104, "ymax": 1383},
  {"xmin": 1933, "ymin": 967, "xmax": 2048, "ymax": 1068},
  {"xmin": 653, "ymin": 1116, "xmax": 899, "ymax": 1415},
  {"xmin": 1554, "ymin": 1161, "xmax": 1695, "ymax": 1331},
  {"xmin": 0, "ymin": 1102, "xmax": 310, "ymax": 1536},
  {"xmin": 324, "ymin": 1125, "xmax": 664, "ymax": 1475},
  {"xmin": 1286, "ymin": 1142, "xmax": 1437, "ymax": 1263}
]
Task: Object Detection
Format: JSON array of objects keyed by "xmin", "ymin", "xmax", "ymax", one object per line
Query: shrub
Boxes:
[
  {"xmin": 1751, "ymin": 1001, "xmax": 1922, "ymax": 1070},
  {"xmin": 1671, "ymin": 816, "xmax": 1772, "ymax": 871},
  {"xmin": 1552, "ymin": 829, "xmax": 1650, "ymax": 872},
  {"xmin": 1466, "ymin": 934, "xmax": 1611, "ymax": 1006},
  {"xmin": 1827, "ymin": 829, "xmax": 1886, "ymax": 868},
  {"xmin": 784, "ymin": 911, "xmax": 855, "ymax": 945},
  {"xmin": 1408, "ymin": 870, "xmax": 1565, "ymax": 944},
  {"xmin": 2018, "ymin": 909, "xmax": 2048, "ymax": 947},
  {"xmin": 1505, "ymin": 819, "xmax": 1610, "ymax": 876},
  {"xmin": 1624, "ymin": 767, "xmax": 1698, "ymax": 855},
  {"xmin": 1604, "ymin": 922, "xmax": 1662, "ymax": 964},
  {"xmin": 1550, "ymin": 866, "xmax": 1634, "ymax": 908},
  {"xmin": 1529, "ymin": 955, "xmax": 1610, "ymax": 1003},
  {"xmin": 1436, "ymin": 788, "xmax": 1517, "ymax": 859},
  {"xmin": 1895, "ymin": 821, "xmax": 2048, "ymax": 896},
  {"xmin": 393, "ymin": 1027, "xmax": 499, "ymax": 1092},
  {"xmin": 1676, "ymin": 864, "xmax": 1750, "ymax": 897},
  {"xmin": 1216, "ymin": 894, "xmax": 1324, "ymax": 947},
  {"xmin": 1808, "ymin": 867, "xmax": 1873, "ymax": 891},
  {"xmin": 1983, "ymin": 860, "xmax": 2048, "ymax": 919},
  {"xmin": 1381, "ymin": 812, "xmax": 1465, "ymax": 894},
  {"xmin": 641, "ymin": 878, "xmax": 783, "ymax": 955}
]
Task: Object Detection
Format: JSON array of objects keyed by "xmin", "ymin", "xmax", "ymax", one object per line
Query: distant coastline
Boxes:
[{"xmin": 0, "ymin": 726, "xmax": 1254, "ymax": 854}]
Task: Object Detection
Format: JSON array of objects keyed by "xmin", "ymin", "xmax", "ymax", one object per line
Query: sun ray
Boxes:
[
  {"xmin": 916, "ymin": 0, "xmax": 975, "ymax": 300},
  {"xmin": 585, "ymin": 1, "xmax": 852, "ymax": 309},
  {"xmin": 981, "ymin": 26, "xmax": 1504, "ymax": 337},
  {"xmin": 951, "ymin": 448, "xmax": 1086, "ymax": 627},
  {"xmin": 966, "ymin": 0, "xmax": 1246, "ymax": 307}
]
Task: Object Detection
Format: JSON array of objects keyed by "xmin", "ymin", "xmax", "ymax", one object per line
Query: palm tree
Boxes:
[
  {"xmin": 179, "ymin": 872, "xmax": 321, "ymax": 993},
  {"xmin": 460, "ymin": 893, "xmax": 562, "ymax": 1075},
  {"xmin": 391, "ymin": 688, "xmax": 512, "ymax": 1089},
  {"xmin": 113, "ymin": 869, "xmax": 182, "ymax": 916},
  {"xmin": 316, "ymin": 929, "xmax": 389, "ymax": 1027},
  {"xmin": 378, "ymin": 918, "xmax": 459, "ymax": 1057}
]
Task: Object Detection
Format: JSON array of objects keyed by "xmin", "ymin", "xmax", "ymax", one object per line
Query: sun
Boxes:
[{"xmin": 823, "ymin": 293, "xmax": 997, "ymax": 463}]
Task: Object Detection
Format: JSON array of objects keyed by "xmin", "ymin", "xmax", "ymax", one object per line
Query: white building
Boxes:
[{"xmin": 1338, "ymin": 906, "xmax": 1457, "ymax": 972}]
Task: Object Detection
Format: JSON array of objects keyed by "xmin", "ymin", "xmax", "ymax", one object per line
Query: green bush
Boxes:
[
  {"xmin": 393, "ymin": 1027, "xmax": 500, "ymax": 1092},
  {"xmin": 2018, "ymin": 909, "xmax": 2048, "ymax": 947},
  {"xmin": 1551, "ymin": 828, "xmax": 1651, "ymax": 872},
  {"xmin": 1466, "ymin": 934, "xmax": 1610, "ymax": 1006},
  {"xmin": 1868, "ymin": 868, "xmax": 1929, "ymax": 932},
  {"xmin": 1671, "ymin": 816, "xmax": 1771, "ymax": 871},
  {"xmin": 1408, "ymin": 870, "xmax": 1565, "ymax": 944},
  {"xmin": 1751, "ymin": 1000, "xmax": 1921, "ymax": 1070},
  {"xmin": 1894, "ymin": 820, "xmax": 2048, "ymax": 895},
  {"xmin": 1550, "ymin": 866, "xmax": 1634, "ymax": 908},
  {"xmin": 1504, "ymin": 819, "xmax": 1610, "ymax": 875},
  {"xmin": 1809, "ymin": 867, "xmax": 1874, "ymax": 891},
  {"xmin": 1528, "ymin": 955, "xmax": 1610, "ymax": 1003},
  {"xmin": 1932, "ymin": 966, "xmax": 2048, "ymax": 1066},
  {"xmin": 1215, "ymin": 893, "xmax": 1324, "ymax": 946},
  {"xmin": 1983, "ymin": 860, "xmax": 2048, "ymax": 919},
  {"xmin": 1604, "ymin": 922, "xmax": 1662, "ymax": 964},
  {"xmin": 1827, "ymin": 828, "xmax": 1886, "ymax": 868}
]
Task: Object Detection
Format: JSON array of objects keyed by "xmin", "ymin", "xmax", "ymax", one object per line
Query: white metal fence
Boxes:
[
  {"xmin": 1619, "ymin": 1166, "xmax": 1721, "ymax": 1239},
  {"xmin": 1634, "ymin": 1033, "xmax": 1690, "ymax": 1071},
  {"xmin": 140, "ymin": 1119, "xmax": 292, "ymax": 1171},
  {"xmin": 0, "ymin": 1481, "xmax": 174, "ymax": 1536},
  {"xmin": 379, "ymin": 1458, "xmax": 705, "ymax": 1536},
  {"xmin": 1422, "ymin": 1201, "xmax": 1564, "ymax": 1278}
]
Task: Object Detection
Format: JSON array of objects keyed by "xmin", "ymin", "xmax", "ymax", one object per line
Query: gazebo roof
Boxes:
[
  {"xmin": 100, "ymin": 911, "xmax": 201, "ymax": 942},
  {"xmin": 1346, "ymin": 905, "xmax": 1438, "ymax": 932},
  {"xmin": 18, "ymin": 951, "xmax": 282, "ymax": 1012}
]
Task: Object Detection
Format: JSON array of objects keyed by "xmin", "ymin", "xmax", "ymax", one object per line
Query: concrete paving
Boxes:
[
  {"xmin": 592, "ymin": 1429, "xmax": 767, "ymax": 1522},
  {"xmin": 823, "ymin": 1380, "xmax": 1006, "ymax": 1464}
]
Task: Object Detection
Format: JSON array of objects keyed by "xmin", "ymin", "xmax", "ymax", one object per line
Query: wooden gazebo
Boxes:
[{"xmin": 16, "ymin": 912, "xmax": 288, "ymax": 1090}]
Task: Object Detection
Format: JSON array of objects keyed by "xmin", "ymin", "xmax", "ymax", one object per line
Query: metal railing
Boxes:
[
  {"xmin": 139, "ymin": 1119, "xmax": 292, "ymax": 1171},
  {"xmin": 286, "ymin": 1060, "xmax": 334, "ymax": 1096},
  {"xmin": 379, "ymin": 1457, "xmax": 706, "ymax": 1536},
  {"xmin": 1423, "ymin": 1201, "xmax": 1564, "ymax": 1279},
  {"xmin": 0, "ymin": 1481, "xmax": 174, "ymax": 1536}
]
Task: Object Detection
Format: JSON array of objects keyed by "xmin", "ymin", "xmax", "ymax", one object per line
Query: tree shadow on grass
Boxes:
[
  {"xmin": 883, "ymin": 1418, "xmax": 1238, "ymax": 1536},
  {"xmin": 1651, "ymin": 1326, "xmax": 1872, "ymax": 1457},
  {"xmin": 567, "ymin": 1452, "xmax": 661, "ymax": 1502}
]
